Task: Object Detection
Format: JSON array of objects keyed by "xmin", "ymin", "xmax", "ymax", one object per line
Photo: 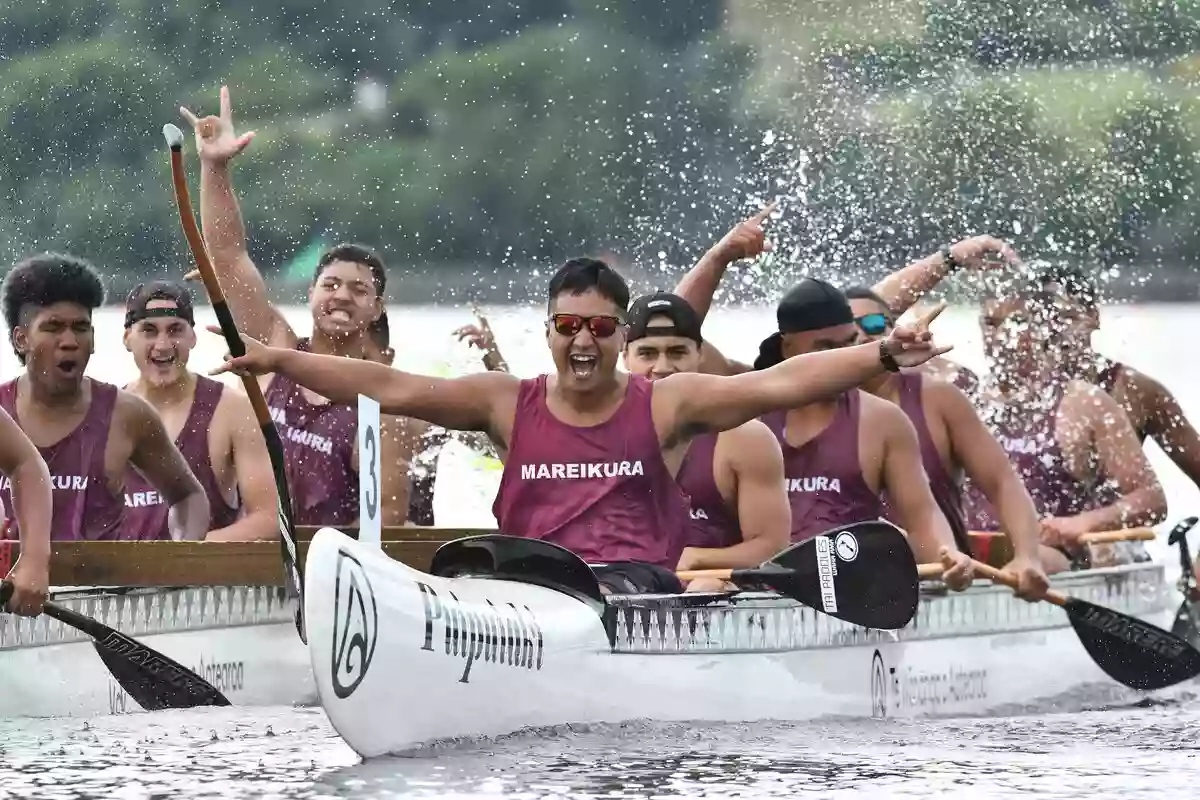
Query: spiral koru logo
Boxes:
[
  {"xmin": 331, "ymin": 548, "xmax": 378, "ymax": 699},
  {"xmin": 870, "ymin": 649, "xmax": 888, "ymax": 719}
]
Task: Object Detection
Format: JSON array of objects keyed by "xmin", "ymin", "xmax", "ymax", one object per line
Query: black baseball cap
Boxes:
[
  {"xmin": 626, "ymin": 291, "xmax": 703, "ymax": 345},
  {"xmin": 124, "ymin": 280, "xmax": 195, "ymax": 329},
  {"xmin": 754, "ymin": 278, "xmax": 855, "ymax": 370}
]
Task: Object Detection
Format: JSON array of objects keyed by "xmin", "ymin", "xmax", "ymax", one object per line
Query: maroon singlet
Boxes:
[
  {"xmin": 492, "ymin": 374, "xmax": 690, "ymax": 567},
  {"xmin": 1097, "ymin": 361, "xmax": 1149, "ymax": 442},
  {"xmin": 963, "ymin": 390, "xmax": 1120, "ymax": 530},
  {"xmin": 123, "ymin": 376, "xmax": 239, "ymax": 540},
  {"xmin": 674, "ymin": 432, "xmax": 741, "ymax": 548},
  {"xmin": 0, "ymin": 378, "xmax": 126, "ymax": 541},
  {"xmin": 952, "ymin": 366, "xmax": 980, "ymax": 398},
  {"xmin": 264, "ymin": 338, "xmax": 358, "ymax": 525},
  {"xmin": 762, "ymin": 391, "xmax": 884, "ymax": 543},
  {"xmin": 881, "ymin": 373, "xmax": 970, "ymax": 552}
]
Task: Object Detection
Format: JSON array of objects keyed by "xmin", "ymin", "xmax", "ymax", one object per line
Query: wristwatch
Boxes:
[
  {"xmin": 939, "ymin": 244, "xmax": 961, "ymax": 274},
  {"xmin": 878, "ymin": 340, "xmax": 901, "ymax": 372}
]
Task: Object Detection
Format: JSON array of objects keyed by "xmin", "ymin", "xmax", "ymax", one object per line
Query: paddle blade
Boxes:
[
  {"xmin": 43, "ymin": 601, "xmax": 230, "ymax": 711},
  {"xmin": 1065, "ymin": 597, "xmax": 1200, "ymax": 691},
  {"xmin": 1171, "ymin": 599, "xmax": 1200, "ymax": 650},
  {"xmin": 768, "ymin": 520, "xmax": 919, "ymax": 630}
]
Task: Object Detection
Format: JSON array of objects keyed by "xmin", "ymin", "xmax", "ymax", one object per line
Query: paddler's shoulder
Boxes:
[
  {"xmin": 110, "ymin": 384, "xmax": 164, "ymax": 428},
  {"xmin": 1101, "ymin": 360, "xmax": 1169, "ymax": 403},
  {"xmin": 1059, "ymin": 378, "xmax": 1124, "ymax": 418}
]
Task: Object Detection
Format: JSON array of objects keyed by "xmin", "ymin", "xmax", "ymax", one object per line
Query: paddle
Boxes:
[
  {"xmin": 1167, "ymin": 517, "xmax": 1200, "ymax": 647},
  {"xmin": 917, "ymin": 557, "xmax": 1200, "ymax": 692},
  {"xmin": 162, "ymin": 123, "xmax": 305, "ymax": 641},
  {"xmin": 677, "ymin": 519, "xmax": 919, "ymax": 630},
  {"xmin": 0, "ymin": 580, "xmax": 229, "ymax": 710}
]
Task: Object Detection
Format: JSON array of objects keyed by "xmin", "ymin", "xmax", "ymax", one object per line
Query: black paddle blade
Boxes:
[
  {"xmin": 1065, "ymin": 597, "xmax": 1200, "ymax": 691},
  {"xmin": 430, "ymin": 534, "xmax": 607, "ymax": 616},
  {"xmin": 1171, "ymin": 600, "xmax": 1200, "ymax": 649},
  {"xmin": 765, "ymin": 520, "xmax": 919, "ymax": 630},
  {"xmin": 42, "ymin": 598, "xmax": 230, "ymax": 711}
]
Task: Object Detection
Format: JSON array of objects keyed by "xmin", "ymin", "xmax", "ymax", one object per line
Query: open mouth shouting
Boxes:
[{"xmin": 569, "ymin": 352, "xmax": 598, "ymax": 380}]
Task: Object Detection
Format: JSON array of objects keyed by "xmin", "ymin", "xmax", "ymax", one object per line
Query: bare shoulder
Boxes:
[
  {"xmin": 719, "ymin": 416, "xmax": 779, "ymax": 450},
  {"xmin": 1114, "ymin": 363, "xmax": 1172, "ymax": 403},
  {"xmin": 112, "ymin": 387, "xmax": 161, "ymax": 428},
  {"xmin": 921, "ymin": 375, "xmax": 974, "ymax": 414}
]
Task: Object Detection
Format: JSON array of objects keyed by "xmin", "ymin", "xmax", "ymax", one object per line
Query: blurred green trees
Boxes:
[{"xmin": 2, "ymin": 0, "xmax": 1199, "ymax": 298}]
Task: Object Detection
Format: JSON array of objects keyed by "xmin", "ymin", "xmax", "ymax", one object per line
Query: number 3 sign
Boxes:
[{"xmin": 358, "ymin": 394, "xmax": 382, "ymax": 547}]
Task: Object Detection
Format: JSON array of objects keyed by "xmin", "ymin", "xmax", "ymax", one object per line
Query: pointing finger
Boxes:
[
  {"xmin": 182, "ymin": 269, "xmax": 201, "ymax": 282},
  {"xmin": 751, "ymin": 198, "xmax": 779, "ymax": 224},
  {"xmin": 220, "ymin": 85, "xmax": 233, "ymax": 122},
  {"xmin": 179, "ymin": 106, "xmax": 201, "ymax": 127}
]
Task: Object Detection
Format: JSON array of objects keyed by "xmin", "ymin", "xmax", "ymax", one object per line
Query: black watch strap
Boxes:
[{"xmin": 878, "ymin": 341, "xmax": 901, "ymax": 373}]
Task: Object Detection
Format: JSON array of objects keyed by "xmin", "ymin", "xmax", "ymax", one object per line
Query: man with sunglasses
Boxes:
[
  {"xmin": 212, "ymin": 257, "xmax": 955, "ymax": 593},
  {"xmin": 622, "ymin": 291, "xmax": 790, "ymax": 591},
  {"xmin": 844, "ymin": 285, "xmax": 1054, "ymax": 596}
]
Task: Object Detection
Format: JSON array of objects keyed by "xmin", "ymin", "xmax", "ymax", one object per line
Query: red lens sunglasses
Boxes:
[{"xmin": 548, "ymin": 313, "xmax": 623, "ymax": 338}]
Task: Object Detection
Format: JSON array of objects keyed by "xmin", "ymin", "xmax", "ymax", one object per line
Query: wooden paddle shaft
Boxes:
[
  {"xmin": 967, "ymin": 527, "xmax": 1155, "ymax": 544},
  {"xmin": 918, "ymin": 560, "xmax": 1067, "ymax": 606}
]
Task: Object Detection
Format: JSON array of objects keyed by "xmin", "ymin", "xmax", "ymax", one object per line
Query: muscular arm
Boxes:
[
  {"xmin": 199, "ymin": 161, "xmax": 295, "ymax": 348},
  {"xmin": 871, "ymin": 251, "xmax": 951, "ymax": 315},
  {"xmin": 0, "ymin": 408, "xmax": 51, "ymax": 561},
  {"xmin": 936, "ymin": 382, "xmax": 1041, "ymax": 561},
  {"xmin": 658, "ymin": 341, "xmax": 895, "ymax": 438},
  {"xmin": 680, "ymin": 423, "xmax": 790, "ymax": 570},
  {"xmin": 377, "ymin": 415, "xmax": 420, "ymax": 527},
  {"xmin": 698, "ymin": 342, "xmax": 752, "ymax": 377},
  {"xmin": 1140, "ymin": 375, "xmax": 1200, "ymax": 490},
  {"xmin": 205, "ymin": 397, "xmax": 279, "ymax": 542},
  {"xmin": 1072, "ymin": 386, "xmax": 1167, "ymax": 530},
  {"xmin": 271, "ymin": 348, "xmax": 518, "ymax": 437},
  {"xmin": 675, "ymin": 250, "xmax": 732, "ymax": 324},
  {"xmin": 125, "ymin": 396, "xmax": 209, "ymax": 541},
  {"xmin": 878, "ymin": 403, "xmax": 959, "ymax": 561}
]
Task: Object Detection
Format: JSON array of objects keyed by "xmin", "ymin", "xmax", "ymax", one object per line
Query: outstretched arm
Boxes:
[
  {"xmin": 125, "ymin": 396, "xmax": 209, "ymax": 541},
  {"xmin": 182, "ymin": 86, "xmax": 294, "ymax": 349},
  {"xmin": 659, "ymin": 310, "xmax": 950, "ymax": 437},
  {"xmin": 212, "ymin": 332, "xmax": 518, "ymax": 438},
  {"xmin": 0, "ymin": 408, "xmax": 51, "ymax": 615},
  {"xmin": 872, "ymin": 236, "xmax": 1020, "ymax": 316}
]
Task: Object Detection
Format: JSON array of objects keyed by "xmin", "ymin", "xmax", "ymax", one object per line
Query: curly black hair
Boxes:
[{"xmin": 2, "ymin": 252, "xmax": 106, "ymax": 364}]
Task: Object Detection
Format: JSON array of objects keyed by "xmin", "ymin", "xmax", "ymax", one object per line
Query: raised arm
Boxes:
[
  {"xmin": 872, "ymin": 236, "xmax": 1020, "ymax": 316},
  {"xmin": 876, "ymin": 402, "xmax": 973, "ymax": 590},
  {"xmin": 674, "ymin": 202, "xmax": 775, "ymax": 324},
  {"xmin": 181, "ymin": 87, "xmax": 294, "ymax": 348},
  {"xmin": 1071, "ymin": 385, "xmax": 1167, "ymax": 532},
  {"xmin": 0, "ymin": 407, "xmax": 51, "ymax": 616},
  {"xmin": 124, "ymin": 395, "xmax": 210, "ymax": 541},
  {"xmin": 212, "ymin": 330, "xmax": 519, "ymax": 440},
  {"xmin": 1140, "ymin": 374, "xmax": 1200, "ymax": 490},
  {"xmin": 205, "ymin": 394, "xmax": 279, "ymax": 542}
]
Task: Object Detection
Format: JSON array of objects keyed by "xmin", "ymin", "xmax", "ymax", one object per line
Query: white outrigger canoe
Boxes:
[
  {"xmin": 304, "ymin": 526, "xmax": 1179, "ymax": 759},
  {"xmin": 0, "ymin": 585, "xmax": 314, "ymax": 717}
]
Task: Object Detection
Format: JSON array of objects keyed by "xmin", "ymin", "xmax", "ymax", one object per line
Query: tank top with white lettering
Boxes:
[
  {"xmin": 762, "ymin": 391, "xmax": 883, "ymax": 543},
  {"xmin": 674, "ymin": 432, "xmax": 741, "ymax": 548},
  {"xmin": 264, "ymin": 338, "xmax": 358, "ymax": 525},
  {"xmin": 492, "ymin": 374, "xmax": 690, "ymax": 567},
  {"xmin": 123, "ymin": 376, "xmax": 239, "ymax": 540},
  {"xmin": 962, "ymin": 389, "xmax": 1121, "ymax": 529},
  {"xmin": 0, "ymin": 378, "xmax": 125, "ymax": 541}
]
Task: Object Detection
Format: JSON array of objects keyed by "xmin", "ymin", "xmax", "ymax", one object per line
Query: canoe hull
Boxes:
[
  {"xmin": 305, "ymin": 528, "xmax": 1178, "ymax": 759},
  {"xmin": 0, "ymin": 586, "xmax": 313, "ymax": 717}
]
